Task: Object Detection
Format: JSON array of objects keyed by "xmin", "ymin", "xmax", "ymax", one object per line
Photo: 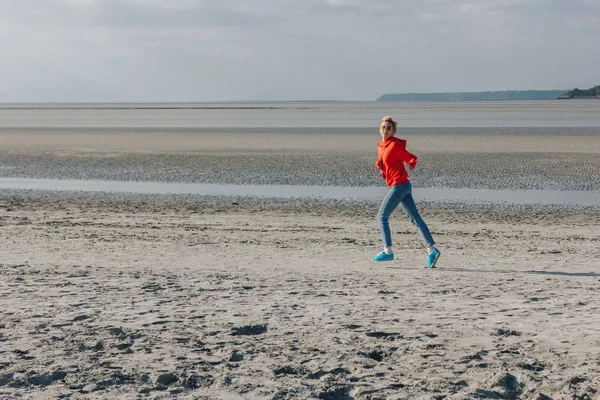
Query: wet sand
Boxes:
[
  {"xmin": 1, "ymin": 128, "xmax": 599, "ymax": 191},
  {"xmin": 0, "ymin": 129, "xmax": 599, "ymax": 399}
]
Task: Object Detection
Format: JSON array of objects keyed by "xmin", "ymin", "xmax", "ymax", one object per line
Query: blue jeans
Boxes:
[{"xmin": 377, "ymin": 182, "xmax": 435, "ymax": 248}]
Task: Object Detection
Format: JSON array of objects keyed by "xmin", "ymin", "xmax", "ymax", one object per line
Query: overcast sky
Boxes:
[{"xmin": 1, "ymin": 0, "xmax": 599, "ymax": 102}]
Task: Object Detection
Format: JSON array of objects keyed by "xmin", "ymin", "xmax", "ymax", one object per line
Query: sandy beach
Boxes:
[{"xmin": 1, "ymin": 127, "xmax": 599, "ymax": 399}]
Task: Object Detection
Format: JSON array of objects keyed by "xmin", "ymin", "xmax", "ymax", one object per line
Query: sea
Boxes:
[
  {"xmin": 1, "ymin": 100, "xmax": 599, "ymax": 207},
  {"xmin": 1, "ymin": 100, "xmax": 600, "ymax": 128}
]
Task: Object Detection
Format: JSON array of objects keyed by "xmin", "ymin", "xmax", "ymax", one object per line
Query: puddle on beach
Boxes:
[{"xmin": 0, "ymin": 178, "xmax": 599, "ymax": 207}]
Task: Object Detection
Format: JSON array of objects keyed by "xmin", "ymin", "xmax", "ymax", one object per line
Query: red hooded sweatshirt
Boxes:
[{"xmin": 375, "ymin": 137, "xmax": 418, "ymax": 187}]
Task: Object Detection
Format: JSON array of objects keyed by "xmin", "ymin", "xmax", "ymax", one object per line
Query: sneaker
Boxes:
[
  {"xmin": 426, "ymin": 248, "xmax": 441, "ymax": 268},
  {"xmin": 372, "ymin": 251, "xmax": 394, "ymax": 262}
]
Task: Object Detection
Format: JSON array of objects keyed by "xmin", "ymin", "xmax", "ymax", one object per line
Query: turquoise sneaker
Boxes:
[
  {"xmin": 426, "ymin": 248, "xmax": 441, "ymax": 268},
  {"xmin": 372, "ymin": 252, "xmax": 394, "ymax": 262}
]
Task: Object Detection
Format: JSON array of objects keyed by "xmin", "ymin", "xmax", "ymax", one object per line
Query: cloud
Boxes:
[
  {"xmin": 324, "ymin": 0, "xmax": 360, "ymax": 6},
  {"xmin": 0, "ymin": 0, "xmax": 599, "ymax": 101},
  {"xmin": 64, "ymin": 0, "xmax": 98, "ymax": 5}
]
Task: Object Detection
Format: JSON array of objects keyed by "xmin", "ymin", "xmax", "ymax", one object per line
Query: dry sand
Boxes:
[{"xmin": 1, "ymin": 129, "xmax": 599, "ymax": 399}]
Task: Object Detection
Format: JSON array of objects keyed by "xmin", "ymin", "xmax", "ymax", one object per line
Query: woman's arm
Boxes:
[
  {"xmin": 404, "ymin": 151, "xmax": 418, "ymax": 170},
  {"xmin": 387, "ymin": 145, "xmax": 418, "ymax": 170}
]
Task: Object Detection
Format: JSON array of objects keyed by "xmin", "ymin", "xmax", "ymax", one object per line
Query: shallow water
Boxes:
[
  {"xmin": 1, "ymin": 100, "xmax": 600, "ymax": 128},
  {"xmin": 1, "ymin": 178, "xmax": 599, "ymax": 207}
]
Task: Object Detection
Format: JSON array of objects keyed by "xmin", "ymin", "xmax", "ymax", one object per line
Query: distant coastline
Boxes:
[
  {"xmin": 378, "ymin": 85, "xmax": 600, "ymax": 101},
  {"xmin": 377, "ymin": 90, "xmax": 567, "ymax": 101}
]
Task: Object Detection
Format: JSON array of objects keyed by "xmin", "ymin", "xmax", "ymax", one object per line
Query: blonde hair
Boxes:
[{"xmin": 381, "ymin": 116, "xmax": 397, "ymax": 131}]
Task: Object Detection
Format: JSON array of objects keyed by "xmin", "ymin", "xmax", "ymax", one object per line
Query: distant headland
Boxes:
[
  {"xmin": 557, "ymin": 85, "xmax": 600, "ymax": 99},
  {"xmin": 377, "ymin": 85, "xmax": 600, "ymax": 101}
]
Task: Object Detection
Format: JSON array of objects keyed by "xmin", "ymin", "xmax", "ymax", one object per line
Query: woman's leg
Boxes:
[
  {"xmin": 377, "ymin": 184, "xmax": 410, "ymax": 248},
  {"xmin": 397, "ymin": 183, "xmax": 435, "ymax": 248}
]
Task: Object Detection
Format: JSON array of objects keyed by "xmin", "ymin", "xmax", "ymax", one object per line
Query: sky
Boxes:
[{"xmin": 1, "ymin": 0, "xmax": 599, "ymax": 102}]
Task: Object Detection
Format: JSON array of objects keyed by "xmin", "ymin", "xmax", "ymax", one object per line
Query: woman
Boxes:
[{"xmin": 372, "ymin": 116, "xmax": 441, "ymax": 268}]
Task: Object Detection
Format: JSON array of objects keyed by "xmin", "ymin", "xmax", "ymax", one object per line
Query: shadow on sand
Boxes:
[{"xmin": 387, "ymin": 266, "xmax": 600, "ymax": 277}]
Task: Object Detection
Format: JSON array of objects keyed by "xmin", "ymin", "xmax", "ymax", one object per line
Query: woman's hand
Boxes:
[{"xmin": 405, "ymin": 157, "xmax": 418, "ymax": 170}]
